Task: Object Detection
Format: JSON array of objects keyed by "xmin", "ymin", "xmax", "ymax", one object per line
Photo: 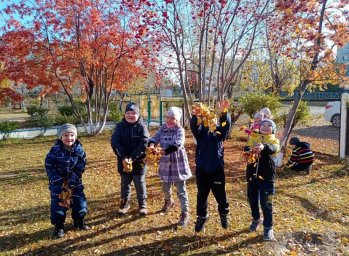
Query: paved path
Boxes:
[{"xmin": 0, "ymin": 122, "xmax": 160, "ymax": 140}]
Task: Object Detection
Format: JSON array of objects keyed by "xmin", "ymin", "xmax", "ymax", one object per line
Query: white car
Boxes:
[{"xmin": 324, "ymin": 101, "xmax": 341, "ymax": 128}]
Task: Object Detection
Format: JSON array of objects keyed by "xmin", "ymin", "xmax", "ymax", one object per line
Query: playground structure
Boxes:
[{"xmin": 119, "ymin": 93, "xmax": 186, "ymax": 127}]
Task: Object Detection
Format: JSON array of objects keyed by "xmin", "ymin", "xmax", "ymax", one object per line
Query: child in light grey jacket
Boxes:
[{"xmin": 148, "ymin": 106, "xmax": 192, "ymax": 227}]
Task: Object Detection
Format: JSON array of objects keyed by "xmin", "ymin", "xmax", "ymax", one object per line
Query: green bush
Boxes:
[
  {"xmin": 36, "ymin": 115, "xmax": 54, "ymax": 134},
  {"xmin": 238, "ymin": 93, "xmax": 281, "ymax": 118},
  {"xmin": 275, "ymin": 101, "xmax": 310, "ymax": 129},
  {"xmin": 0, "ymin": 121, "xmax": 19, "ymax": 139},
  {"xmin": 57, "ymin": 105, "xmax": 75, "ymax": 116},
  {"xmin": 26, "ymin": 105, "xmax": 39, "ymax": 117},
  {"xmin": 108, "ymin": 102, "xmax": 123, "ymax": 122},
  {"xmin": 27, "ymin": 105, "xmax": 49, "ymax": 118},
  {"xmin": 54, "ymin": 115, "xmax": 79, "ymax": 125}
]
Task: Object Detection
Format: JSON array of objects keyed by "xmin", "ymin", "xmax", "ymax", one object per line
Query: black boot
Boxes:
[
  {"xmin": 74, "ymin": 219, "xmax": 90, "ymax": 231},
  {"xmin": 52, "ymin": 224, "xmax": 65, "ymax": 239}
]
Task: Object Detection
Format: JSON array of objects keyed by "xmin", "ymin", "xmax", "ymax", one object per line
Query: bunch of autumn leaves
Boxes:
[{"xmin": 145, "ymin": 100, "xmax": 230, "ymax": 174}]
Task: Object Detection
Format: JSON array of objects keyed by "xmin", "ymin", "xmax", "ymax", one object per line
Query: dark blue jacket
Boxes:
[
  {"xmin": 190, "ymin": 113, "xmax": 231, "ymax": 172},
  {"xmin": 45, "ymin": 139, "xmax": 86, "ymax": 194},
  {"xmin": 111, "ymin": 117, "xmax": 150, "ymax": 175}
]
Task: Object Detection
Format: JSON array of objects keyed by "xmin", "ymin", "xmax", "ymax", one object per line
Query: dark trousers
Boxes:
[
  {"xmin": 196, "ymin": 167, "xmax": 229, "ymax": 217},
  {"xmin": 290, "ymin": 163, "xmax": 312, "ymax": 172},
  {"xmin": 247, "ymin": 179, "xmax": 274, "ymax": 228},
  {"xmin": 50, "ymin": 191, "xmax": 87, "ymax": 227}
]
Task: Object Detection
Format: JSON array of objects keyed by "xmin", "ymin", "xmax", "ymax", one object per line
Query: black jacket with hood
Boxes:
[{"xmin": 111, "ymin": 117, "xmax": 150, "ymax": 175}]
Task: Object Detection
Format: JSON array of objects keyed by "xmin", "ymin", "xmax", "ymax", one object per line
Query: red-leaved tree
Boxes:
[{"xmin": 0, "ymin": 0, "xmax": 160, "ymax": 134}]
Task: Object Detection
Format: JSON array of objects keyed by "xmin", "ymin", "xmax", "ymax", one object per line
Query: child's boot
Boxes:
[
  {"xmin": 194, "ymin": 215, "xmax": 209, "ymax": 233},
  {"xmin": 178, "ymin": 212, "xmax": 190, "ymax": 227},
  {"xmin": 161, "ymin": 199, "xmax": 174, "ymax": 213},
  {"xmin": 52, "ymin": 224, "xmax": 65, "ymax": 239},
  {"xmin": 139, "ymin": 202, "xmax": 148, "ymax": 216},
  {"xmin": 220, "ymin": 214, "xmax": 229, "ymax": 229},
  {"xmin": 249, "ymin": 219, "xmax": 262, "ymax": 231},
  {"xmin": 118, "ymin": 198, "xmax": 130, "ymax": 214},
  {"xmin": 263, "ymin": 227, "xmax": 274, "ymax": 241},
  {"xmin": 74, "ymin": 218, "xmax": 90, "ymax": 230}
]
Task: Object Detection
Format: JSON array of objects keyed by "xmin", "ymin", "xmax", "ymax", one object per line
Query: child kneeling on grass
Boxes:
[
  {"xmin": 45, "ymin": 123, "xmax": 89, "ymax": 239},
  {"xmin": 286, "ymin": 136, "xmax": 314, "ymax": 175},
  {"xmin": 244, "ymin": 119, "xmax": 279, "ymax": 241}
]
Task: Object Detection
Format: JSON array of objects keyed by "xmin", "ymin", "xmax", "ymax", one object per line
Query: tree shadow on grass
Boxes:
[
  {"xmin": 0, "ymin": 167, "xmax": 47, "ymax": 186},
  {"xmin": 103, "ymin": 229, "xmax": 251, "ymax": 256},
  {"xmin": 17, "ymin": 219, "xmax": 177, "ymax": 256},
  {"xmin": 0, "ymin": 194, "xmax": 121, "ymax": 228},
  {"xmin": 0, "ymin": 227, "xmax": 53, "ymax": 252},
  {"xmin": 0, "ymin": 204, "xmax": 49, "ymax": 227},
  {"xmin": 281, "ymin": 193, "xmax": 348, "ymax": 227}
]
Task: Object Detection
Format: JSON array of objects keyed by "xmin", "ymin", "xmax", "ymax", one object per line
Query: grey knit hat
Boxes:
[{"xmin": 57, "ymin": 123, "xmax": 77, "ymax": 139}]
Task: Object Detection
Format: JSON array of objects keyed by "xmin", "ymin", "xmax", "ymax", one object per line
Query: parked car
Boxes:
[{"xmin": 324, "ymin": 101, "xmax": 341, "ymax": 128}]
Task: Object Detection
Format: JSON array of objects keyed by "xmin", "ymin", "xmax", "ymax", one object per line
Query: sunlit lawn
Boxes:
[{"xmin": 0, "ymin": 129, "xmax": 348, "ymax": 255}]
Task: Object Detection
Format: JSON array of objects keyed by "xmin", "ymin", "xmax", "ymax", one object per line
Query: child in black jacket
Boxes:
[{"xmin": 111, "ymin": 102, "xmax": 150, "ymax": 216}]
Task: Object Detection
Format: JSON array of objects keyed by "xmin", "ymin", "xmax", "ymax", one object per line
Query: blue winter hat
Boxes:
[
  {"xmin": 125, "ymin": 102, "xmax": 140, "ymax": 116},
  {"xmin": 260, "ymin": 118, "xmax": 276, "ymax": 134},
  {"xmin": 289, "ymin": 136, "xmax": 300, "ymax": 145}
]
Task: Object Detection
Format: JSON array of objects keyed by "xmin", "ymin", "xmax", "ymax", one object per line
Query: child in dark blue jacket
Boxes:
[
  {"xmin": 190, "ymin": 100, "xmax": 231, "ymax": 233},
  {"xmin": 45, "ymin": 123, "xmax": 89, "ymax": 239},
  {"xmin": 111, "ymin": 102, "xmax": 150, "ymax": 216}
]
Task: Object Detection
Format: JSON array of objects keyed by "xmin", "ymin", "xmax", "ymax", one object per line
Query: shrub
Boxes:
[
  {"xmin": 26, "ymin": 105, "xmax": 39, "ymax": 117},
  {"xmin": 36, "ymin": 115, "xmax": 54, "ymax": 134},
  {"xmin": 108, "ymin": 102, "xmax": 123, "ymax": 122},
  {"xmin": 275, "ymin": 101, "xmax": 310, "ymax": 130},
  {"xmin": 57, "ymin": 105, "xmax": 75, "ymax": 116},
  {"xmin": 238, "ymin": 93, "xmax": 281, "ymax": 118},
  {"xmin": 54, "ymin": 115, "xmax": 79, "ymax": 125},
  {"xmin": 26, "ymin": 105, "xmax": 49, "ymax": 118},
  {"xmin": 0, "ymin": 121, "xmax": 19, "ymax": 140}
]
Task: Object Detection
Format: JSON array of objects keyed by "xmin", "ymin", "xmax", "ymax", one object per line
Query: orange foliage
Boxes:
[
  {"xmin": 268, "ymin": 0, "xmax": 349, "ymax": 87},
  {"xmin": 0, "ymin": 0, "xmax": 162, "ymax": 100}
]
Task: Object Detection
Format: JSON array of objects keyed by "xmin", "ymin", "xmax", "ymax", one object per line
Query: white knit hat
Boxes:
[
  {"xmin": 254, "ymin": 112, "xmax": 264, "ymax": 119},
  {"xmin": 167, "ymin": 106, "xmax": 182, "ymax": 122},
  {"xmin": 260, "ymin": 107, "xmax": 272, "ymax": 117},
  {"xmin": 57, "ymin": 123, "xmax": 77, "ymax": 139}
]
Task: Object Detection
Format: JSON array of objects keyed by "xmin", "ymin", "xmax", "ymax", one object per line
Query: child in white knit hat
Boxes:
[
  {"xmin": 148, "ymin": 106, "xmax": 192, "ymax": 227},
  {"xmin": 45, "ymin": 123, "xmax": 89, "ymax": 239},
  {"xmin": 260, "ymin": 107, "xmax": 272, "ymax": 119},
  {"xmin": 245, "ymin": 112, "xmax": 264, "ymax": 136}
]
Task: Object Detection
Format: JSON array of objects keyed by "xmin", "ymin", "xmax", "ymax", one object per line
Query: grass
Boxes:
[
  {"xmin": 0, "ymin": 111, "xmax": 30, "ymax": 121},
  {"xmin": 0, "ymin": 128, "xmax": 348, "ymax": 256}
]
